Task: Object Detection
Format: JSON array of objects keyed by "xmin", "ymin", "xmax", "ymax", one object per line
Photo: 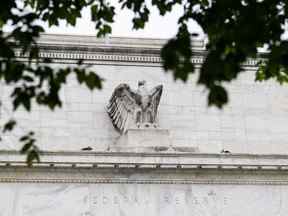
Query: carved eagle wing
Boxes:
[
  {"xmin": 149, "ymin": 84, "xmax": 163, "ymax": 121},
  {"xmin": 106, "ymin": 83, "xmax": 138, "ymax": 133}
]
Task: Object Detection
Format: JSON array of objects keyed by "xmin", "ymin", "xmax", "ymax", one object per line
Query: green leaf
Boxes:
[
  {"xmin": 86, "ymin": 72, "xmax": 103, "ymax": 90},
  {"xmin": 3, "ymin": 119, "xmax": 16, "ymax": 133},
  {"xmin": 208, "ymin": 85, "xmax": 228, "ymax": 108},
  {"xmin": 19, "ymin": 135, "xmax": 30, "ymax": 142},
  {"xmin": 20, "ymin": 141, "xmax": 33, "ymax": 154},
  {"xmin": 27, "ymin": 149, "xmax": 40, "ymax": 167}
]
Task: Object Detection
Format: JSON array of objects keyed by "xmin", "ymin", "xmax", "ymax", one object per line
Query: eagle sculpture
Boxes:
[{"xmin": 107, "ymin": 81, "xmax": 163, "ymax": 134}]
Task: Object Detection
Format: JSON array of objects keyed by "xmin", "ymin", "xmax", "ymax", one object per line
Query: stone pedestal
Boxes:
[{"xmin": 111, "ymin": 128, "xmax": 172, "ymax": 152}]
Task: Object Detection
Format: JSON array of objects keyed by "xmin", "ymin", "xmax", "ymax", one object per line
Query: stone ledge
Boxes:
[{"xmin": 1, "ymin": 151, "xmax": 288, "ymax": 171}]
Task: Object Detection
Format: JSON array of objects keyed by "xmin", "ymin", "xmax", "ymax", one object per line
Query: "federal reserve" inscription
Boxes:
[{"xmin": 90, "ymin": 190, "xmax": 229, "ymax": 206}]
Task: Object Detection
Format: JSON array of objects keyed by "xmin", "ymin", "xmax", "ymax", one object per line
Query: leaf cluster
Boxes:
[
  {"xmin": 19, "ymin": 131, "xmax": 39, "ymax": 167},
  {"xmin": 157, "ymin": 0, "xmax": 288, "ymax": 107},
  {"xmin": 0, "ymin": 0, "xmax": 107, "ymax": 164}
]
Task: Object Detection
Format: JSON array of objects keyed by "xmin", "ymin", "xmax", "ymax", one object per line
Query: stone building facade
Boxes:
[{"xmin": 1, "ymin": 34, "xmax": 288, "ymax": 215}]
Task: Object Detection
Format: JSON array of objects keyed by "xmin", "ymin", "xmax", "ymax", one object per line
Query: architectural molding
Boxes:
[
  {"xmin": 13, "ymin": 34, "xmax": 261, "ymax": 68},
  {"xmin": 1, "ymin": 151, "xmax": 288, "ymax": 171},
  {"xmin": 1, "ymin": 165, "xmax": 288, "ymax": 185}
]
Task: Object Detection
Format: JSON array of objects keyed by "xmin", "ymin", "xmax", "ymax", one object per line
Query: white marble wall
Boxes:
[
  {"xmin": 1, "ymin": 63, "xmax": 288, "ymax": 154},
  {"xmin": 0, "ymin": 183, "xmax": 288, "ymax": 216}
]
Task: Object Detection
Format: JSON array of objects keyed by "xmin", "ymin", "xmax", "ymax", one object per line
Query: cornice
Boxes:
[
  {"xmin": 36, "ymin": 34, "xmax": 179, "ymax": 49},
  {"xmin": 13, "ymin": 34, "xmax": 260, "ymax": 68}
]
